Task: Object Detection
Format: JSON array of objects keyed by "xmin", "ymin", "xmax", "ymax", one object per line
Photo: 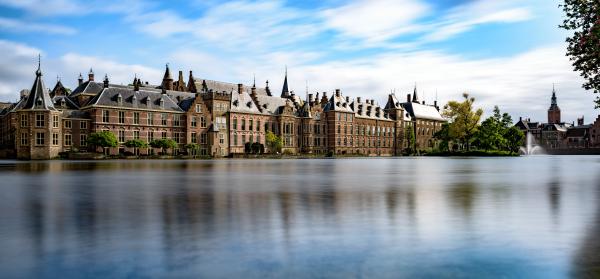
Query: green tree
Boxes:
[
  {"xmin": 404, "ymin": 124, "xmax": 416, "ymax": 154},
  {"xmin": 442, "ymin": 93, "xmax": 483, "ymax": 151},
  {"xmin": 265, "ymin": 131, "xmax": 283, "ymax": 154},
  {"xmin": 150, "ymin": 139, "xmax": 178, "ymax": 155},
  {"xmin": 185, "ymin": 143, "xmax": 200, "ymax": 158},
  {"xmin": 87, "ymin": 131, "xmax": 118, "ymax": 154},
  {"xmin": 504, "ymin": 126, "xmax": 525, "ymax": 154},
  {"xmin": 124, "ymin": 139, "xmax": 148, "ymax": 156},
  {"xmin": 560, "ymin": 1, "xmax": 600, "ymax": 106},
  {"xmin": 433, "ymin": 123, "xmax": 451, "ymax": 151}
]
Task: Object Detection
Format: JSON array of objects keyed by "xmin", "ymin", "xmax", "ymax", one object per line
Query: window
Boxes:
[
  {"xmin": 118, "ymin": 130, "xmax": 125, "ymax": 143},
  {"xmin": 232, "ymin": 118, "xmax": 237, "ymax": 130},
  {"xmin": 219, "ymin": 133, "xmax": 224, "ymax": 144},
  {"xmin": 191, "ymin": 132, "xmax": 197, "ymax": 144},
  {"xmin": 233, "ymin": 134, "xmax": 238, "ymax": 145},
  {"xmin": 148, "ymin": 112, "xmax": 153, "ymax": 125},
  {"xmin": 134, "ymin": 130, "xmax": 140, "ymax": 140},
  {"xmin": 241, "ymin": 119, "xmax": 246, "ymax": 130},
  {"xmin": 64, "ymin": 134, "xmax": 72, "ymax": 146},
  {"xmin": 195, "ymin": 104, "xmax": 202, "ymax": 113},
  {"xmin": 249, "ymin": 134, "xmax": 254, "ymax": 143},
  {"xmin": 149, "ymin": 131, "xmax": 155, "ymax": 141},
  {"xmin": 52, "ymin": 133, "xmax": 59, "ymax": 146},
  {"xmin": 174, "ymin": 132, "xmax": 182, "ymax": 144},
  {"xmin": 174, "ymin": 115, "xmax": 181, "ymax": 126},
  {"xmin": 161, "ymin": 131, "xmax": 167, "ymax": 139},
  {"xmin": 21, "ymin": 133, "xmax": 28, "ymax": 146},
  {"xmin": 80, "ymin": 121, "xmax": 87, "ymax": 129},
  {"xmin": 191, "ymin": 116, "xmax": 197, "ymax": 127},
  {"xmin": 102, "ymin": 110, "xmax": 110, "ymax": 123},
  {"xmin": 35, "ymin": 132, "xmax": 45, "ymax": 145},
  {"xmin": 20, "ymin": 115, "xmax": 28, "ymax": 127},
  {"xmin": 200, "ymin": 117, "xmax": 207, "ymax": 128},
  {"xmin": 118, "ymin": 111, "xmax": 125, "ymax": 124},
  {"xmin": 161, "ymin": 113, "xmax": 167, "ymax": 126},
  {"xmin": 80, "ymin": 134, "xmax": 87, "ymax": 146},
  {"xmin": 53, "ymin": 115, "xmax": 59, "ymax": 128},
  {"xmin": 242, "ymin": 135, "xmax": 246, "ymax": 144},
  {"xmin": 257, "ymin": 120, "xmax": 261, "ymax": 131},
  {"xmin": 64, "ymin": 120, "xmax": 72, "ymax": 129},
  {"xmin": 133, "ymin": 112, "xmax": 140, "ymax": 125},
  {"xmin": 200, "ymin": 133, "xmax": 207, "ymax": 144},
  {"xmin": 35, "ymin": 113, "xmax": 45, "ymax": 127},
  {"xmin": 249, "ymin": 119, "xmax": 253, "ymax": 131}
]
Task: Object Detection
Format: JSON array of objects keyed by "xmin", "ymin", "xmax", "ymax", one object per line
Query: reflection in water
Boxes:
[{"xmin": 0, "ymin": 157, "xmax": 599, "ymax": 278}]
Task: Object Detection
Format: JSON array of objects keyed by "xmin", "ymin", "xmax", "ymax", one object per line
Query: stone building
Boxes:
[{"xmin": 0, "ymin": 61, "xmax": 445, "ymax": 159}]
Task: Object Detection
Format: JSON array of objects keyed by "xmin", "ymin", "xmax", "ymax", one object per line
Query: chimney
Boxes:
[
  {"xmin": 357, "ymin": 97, "xmax": 362, "ymax": 103},
  {"xmin": 519, "ymin": 117, "xmax": 522, "ymax": 121},
  {"xmin": 88, "ymin": 68, "xmax": 94, "ymax": 81},
  {"xmin": 251, "ymin": 86, "xmax": 257, "ymax": 99},
  {"xmin": 309, "ymin": 94, "xmax": 314, "ymax": 103},
  {"xmin": 434, "ymin": 100, "xmax": 437, "ymax": 107},
  {"xmin": 422, "ymin": 100, "xmax": 425, "ymax": 105},
  {"xmin": 345, "ymin": 96, "xmax": 350, "ymax": 103},
  {"xmin": 407, "ymin": 94, "xmax": 411, "ymax": 102},
  {"xmin": 315, "ymin": 92, "xmax": 319, "ymax": 102},
  {"xmin": 103, "ymin": 74, "xmax": 109, "ymax": 88},
  {"xmin": 237, "ymin": 83, "xmax": 243, "ymax": 94},
  {"xmin": 578, "ymin": 116, "xmax": 584, "ymax": 126},
  {"xmin": 335, "ymin": 89, "xmax": 341, "ymax": 97},
  {"xmin": 134, "ymin": 79, "xmax": 140, "ymax": 91},
  {"xmin": 78, "ymin": 73, "xmax": 83, "ymax": 86}
]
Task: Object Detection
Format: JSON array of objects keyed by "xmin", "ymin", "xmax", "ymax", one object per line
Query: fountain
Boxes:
[{"xmin": 519, "ymin": 132, "xmax": 545, "ymax": 155}]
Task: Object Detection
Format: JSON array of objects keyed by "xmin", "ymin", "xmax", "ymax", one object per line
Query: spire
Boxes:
[
  {"xmin": 187, "ymin": 71, "xmax": 197, "ymax": 93},
  {"xmin": 78, "ymin": 72, "xmax": 83, "ymax": 85},
  {"xmin": 22, "ymin": 57, "xmax": 55, "ymax": 110},
  {"xmin": 281, "ymin": 66, "xmax": 289, "ymax": 98},
  {"xmin": 252, "ymin": 73, "xmax": 256, "ymax": 88},
  {"xmin": 161, "ymin": 63, "xmax": 173, "ymax": 90},
  {"xmin": 103, "ymin": 74, "xmax": 109, "ymax": 88},
  {"xmin": 412, "ymin": 83, "xmax": 419, "ymax": 103}
]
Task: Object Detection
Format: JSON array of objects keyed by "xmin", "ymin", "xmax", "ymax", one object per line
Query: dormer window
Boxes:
[
  {"xmin": 36, "ymin": 98, "xmax": 42, "ymax": 106},
  {"xmin": 159, "ymin": 98, "xmax": 164, "ymax": 108},
  {"xmin": 233, "ymin": 100, "xmax": 239, "ymax": 106},
  {"xmin": 132, "ymin": 95, "xmax": 137, "ymax": 103},
  {"xmin": 246, "ymin": 101, "xmax": 252, "ymax": 108},
  {"xmin": 117, "ymin": 94, "xmax": 122, "ymax": 104},
  {"xmin": 146, "ymin": 97, "xmax": 151, "ymax": 107},
  {"xmin": 60, "ymin": 99, "xmax": 66, "ymax": 107}
]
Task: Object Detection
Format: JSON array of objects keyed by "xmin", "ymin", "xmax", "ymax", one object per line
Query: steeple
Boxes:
[
  {"xmin": 187, "ymin": 71, "xmax": 197, "ymax": 93},
  {"xmin": 22, "ymin": 55, "xmax": 55, "ymax": 110},
  {"xmin": 161, "ymin": 63, "xmax": 173, "ymax": 90},
  {"xmin": 548, "ymin": 84, "xmax": 561, "ymax": 124},
  {"xmin": 551, "ymin": 84, "xmax": 557, "ymax": 106},
  {"xmin": 78, "ymin": 72, "xmax": 83, "ymax": 85},
  {"xmin": 281, "ymin": 66, "xmax": 290, "ymax": 98},
  {"xmin": 174, "ymin": 70, "xmax": 187, "ymax": 91},
  {"xmin": 412, "ymin": 83, "xmax": 419, "ymax": 103}
]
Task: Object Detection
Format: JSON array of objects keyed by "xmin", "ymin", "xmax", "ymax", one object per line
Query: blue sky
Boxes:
[{"xmin": 0, "ymin": 0, "xmax": 597, "ymax": 123}]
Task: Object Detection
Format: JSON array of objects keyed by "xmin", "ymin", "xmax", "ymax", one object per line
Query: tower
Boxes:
[
  {"xmin": 281, "ymin": 66, "xmax": 290, "ymax": 98},
  {"xmin": 548, "ymin": 85, "xmax": 561, "ymax": 124},
  {"xmin": 161, "ymin": 63, "xmax": 174, "ymax": 91}
]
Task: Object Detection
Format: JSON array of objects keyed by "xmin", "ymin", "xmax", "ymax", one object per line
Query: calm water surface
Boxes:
[{"xmin": 0, "ymin": 157, "xmax": 599, "ymax": 278}]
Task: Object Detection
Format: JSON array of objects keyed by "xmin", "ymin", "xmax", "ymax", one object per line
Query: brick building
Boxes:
[{"xmin": 0, "ymin": 61, "xmax": 445, "ymax": 159}]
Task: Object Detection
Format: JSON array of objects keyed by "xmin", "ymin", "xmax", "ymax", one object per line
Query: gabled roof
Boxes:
[
  {"xmin": 50, "ymin": 80, "xmax": 68, "ymax": 97},
  {"xmin": 70, "ymin": 81, "xmax": 104, "ymax": 96},
  {"xmin": 402, "ymin": 101, "xmax": 444, "ymax": 121},
  {"xmin": 384, "ymin": 94, "xmax": 402, "ymax": 110},
  {"xmin": 231, "ymin": 89, "xmax": 262, "ymax": 114},
  {"xmin": 254, "ymin": 94, "xmax": 290, "ymax": 115},
  {"xmin": 351, "ymin": 98, "xmax": 390, "ymax": 120},
  {"xmin": 323, "ymin": 91, "xmax": 353, "ymax": 113},
  {"xmin": 86, "ymin": 87, "xmax": 183, "ymax": 112},
  {"xmin": 21, "ymin": 64, "xmax": 56, "ymax": 110},
  {"xmin": 52, "ymin": 96, "xmax": 79, "ymax": 110}
]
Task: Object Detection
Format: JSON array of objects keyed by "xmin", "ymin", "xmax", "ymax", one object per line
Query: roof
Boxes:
[
  {"xmin": 52, "ymin": 96, "xmax": 79, "ymax": 110},
  {"xmin": 21, "ymin": 66, "xmax": 56, "ymax": 111},
  {"xmin": 351, "ymin": 98, "xmax": 390, "ymax": 120},
  {"xmin": 231, "ymin": 89, "xmax": 262, "ymax": 114},
  {"xmin": 566, "ymin": 126, "xmax": 590, "ymax": 138},
  {"xmin": 402, "ymin": 102, "xmax": 444, "ymax": 121},
  {"xmin": 254, "ymin": 94, "xmax": 290, "ymax": 115},
  {"xmin": 323, "ymin": 91, "xmax": 353, "ymax": 113},
  {"xmin": 86, "ymin": 87, "xmax": 183, "ymax": 112},
  {"xmin": 70, "ymin": 81, "xmax": 104, "ymax": 96}
]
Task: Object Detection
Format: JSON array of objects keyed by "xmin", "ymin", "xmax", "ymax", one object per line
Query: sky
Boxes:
[{"xmin": 0, "ymin": 0, "xmax": 597, "ymax": 123}]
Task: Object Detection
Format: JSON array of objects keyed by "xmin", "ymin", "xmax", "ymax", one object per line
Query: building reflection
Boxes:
[{"xmin": 571, "ymin": 175, "xmax": 600, "ymax": 278}]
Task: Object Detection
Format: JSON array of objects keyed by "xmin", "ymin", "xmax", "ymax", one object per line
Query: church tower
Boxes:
[{"xmin": 548, "ymin": 85, "xmax": 561, "ymax": 124}]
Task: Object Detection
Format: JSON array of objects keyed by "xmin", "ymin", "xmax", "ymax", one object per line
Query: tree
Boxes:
[
  {"xmin": 504, "ymin": 126, "xmax": 525, "ymax": 154},
  {"xmin": 404, "ymin": 125, "xmax": 416, "ymax": 154},
  {"xmin": 124, "ymin": 139, "xmax": 148, "ymax": 156},
  {"xmin": 87, "ymin": 131, "xmax": 118, "ymax": 154},
  {"xmin": 442, "ymin": 93, "xmax": 483, "ymax": 151},
  {"xmin": 560, "ymin": 1, "xmax": 600, "ymax": 107},
  {"xmin": 265, "ymin": 131, "xmax": 283, "ymax": 154},
  {"xmin": 185, "ymin": 143, "xmax": 200, "ymax": 158},
  {"xmin": 433, "ymin": 123, "xmax": 451, "ymax": 151},
  {"xmin": 150, "ymin": 139, "xmax": 178, "ymax": 155}
]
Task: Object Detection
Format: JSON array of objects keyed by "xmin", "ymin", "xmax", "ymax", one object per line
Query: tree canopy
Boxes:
[
  {"xmin": 87, "ymin": 131, "xmax": 118, "ymax": 154},
  {"xmin": 150, "ymin": 139, "xmax": 178, "ymax": 154},
  {"xmin": 560, "ymin": 0, "xmax": 600, "ymax": 106},
  {"xmin": 442, "ymin": 93, "xmax": 483, "ymax": 151},
  {"xmin": 265, "ymin": 131, "xmax": 283, "ymax": 154}
]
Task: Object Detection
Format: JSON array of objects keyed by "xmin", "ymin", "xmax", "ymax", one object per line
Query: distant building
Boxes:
[{"xmin": 0, "ymin": 60, "xmax": 446, "ymax": 159}]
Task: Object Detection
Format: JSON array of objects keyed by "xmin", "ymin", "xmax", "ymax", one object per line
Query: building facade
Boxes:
[{"xmin": 0, "ymin": 62, "xmax": 445, "ymax": 159}]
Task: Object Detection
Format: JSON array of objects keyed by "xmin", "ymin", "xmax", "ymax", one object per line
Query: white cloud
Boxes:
[
  {"xmin": 320, "ymin": 0, "xmax": 430, "ymax": 43},
  {"xmin": 0, "ymin": 17, "xmax": 77, "ymax": 35}
]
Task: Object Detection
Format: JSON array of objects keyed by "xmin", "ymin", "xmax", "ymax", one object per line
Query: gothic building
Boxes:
[{"xmin": 0, "ymin": 61, "xmax": 446, "ymax": 159}]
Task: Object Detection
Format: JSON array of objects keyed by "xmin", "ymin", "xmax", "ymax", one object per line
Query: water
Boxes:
[
  {"xmin": 520, "ymin": 132, "xmax": 545, "ymax": 155},
  {"xmin": 0, "ymin": 157, "xmax": 599, "ymax": 278}
]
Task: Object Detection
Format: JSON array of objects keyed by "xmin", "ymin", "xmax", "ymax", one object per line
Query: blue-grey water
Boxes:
[{"xmin": 0, "ymin": 157, "xmax": 599, "ymax": 278}]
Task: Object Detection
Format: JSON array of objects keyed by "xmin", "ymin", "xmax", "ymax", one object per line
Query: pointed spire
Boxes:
[
  {"xmin": 551, "ymin": 84, "xmax": 558, "ymax": 106},
  {"xmin": 412, "ymin": 83, "xmax": 419, "ymax": 103},
  {"xmin": 22, "ymin": 57, "xmax": 55, "ymax": 110},
  {"xmin": 281, "ymin": 66, "xmax": 289, "ymax": 98},
  {"xmin": 187, "ymin": 70, "xmax": 197, "ymax": 93},
  {"xmin": 78, "ymin": 72, "xmax": 83, "ymax": 85},
  {"xmin": 252, "ymin": 73, "xmax": 256, "ymax": 88},
  {"xmin": 161, "ymin": 63, "xmax": 173, "ymax": 90}
]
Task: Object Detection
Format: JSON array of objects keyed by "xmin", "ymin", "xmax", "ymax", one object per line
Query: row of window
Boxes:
[
  {"xmin": 20, "ymin": 114, "xmax": 88, "ymax": 129},
  {"xmin": 335, "ymin": 137, "xmax": 394, "ymax": 148},
  {"xmin": 20, "ymin": 132, "xmax": 86, "ymax": 147},
  {"xmin": 102, "ymin": 110, "xmax": 183, "ymax": 127},
  {"xmin": 336, "ymin": 124, "xmax": 395, "ymax": 137}
]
